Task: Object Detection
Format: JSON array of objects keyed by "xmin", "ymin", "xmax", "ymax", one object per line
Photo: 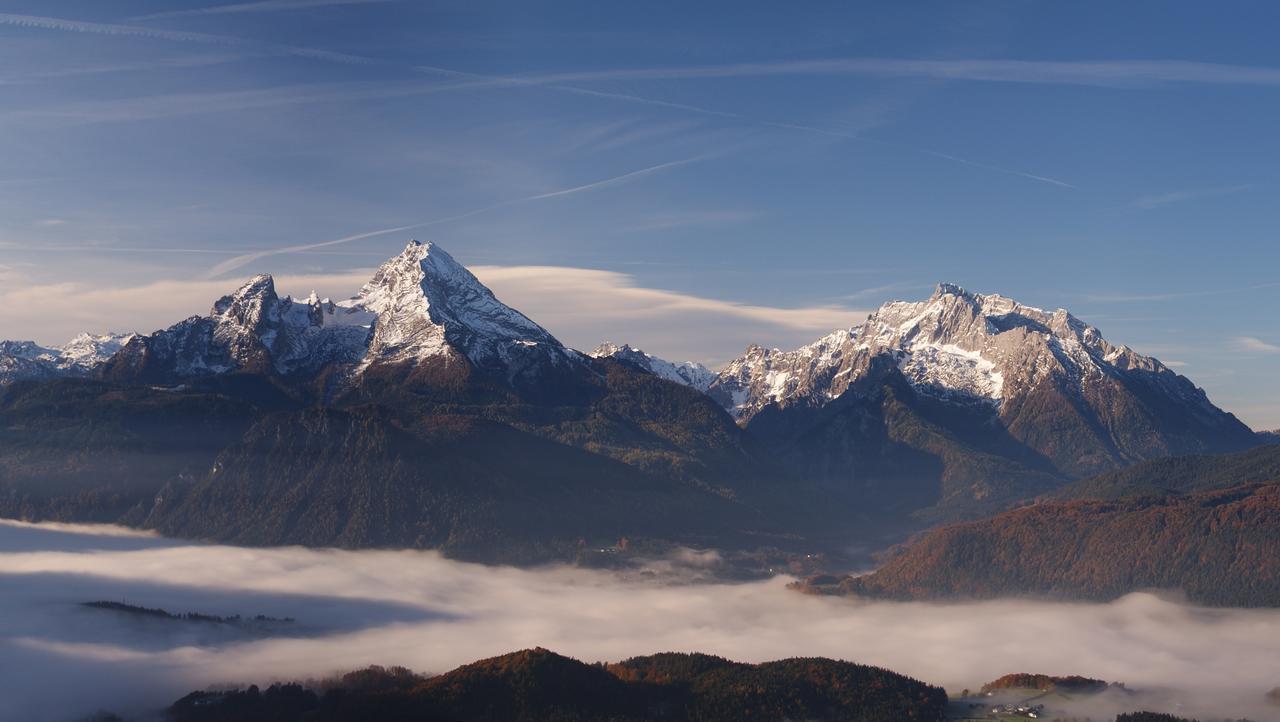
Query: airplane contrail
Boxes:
[
  {"xmin": 524, "ymin": 156, "xmax": 705, "ymax": 201},
  {"xmin": 2, "ymin": 11, "xmax": 1076, "ymax": 189},
  {"xmin": 407, "ymin": 67, "xmax": 1078, "ymax": 189},
  {"xmin": 204, "ymin": 155, "xmax": 708, "ymax": 278},
  {"xmin": 0, "ymin": 12, "xmax": 376, "ymax": 65},
  {"xmin": 435, "ymin": 57, "xmax": 1280, "ymax": 88},
  {"xmin": 129, "ymin": 0, "xmax": 390, "ymax": 23}
]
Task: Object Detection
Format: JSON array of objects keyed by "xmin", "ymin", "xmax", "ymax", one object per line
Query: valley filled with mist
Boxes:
[{"xmin": 4, "ymin": 520, "xmax": 1279, "ymax": 722}]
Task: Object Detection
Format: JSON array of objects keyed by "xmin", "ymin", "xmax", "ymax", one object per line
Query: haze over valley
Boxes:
[{"xmin": 6, "ymin": 520, "xmax": 1280, "ymax": 722}]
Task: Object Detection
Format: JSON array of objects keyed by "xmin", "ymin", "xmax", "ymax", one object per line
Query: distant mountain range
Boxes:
[
  {"xmin": 590, "ymin": 342, "xmax": 715, "ymax": 391},
  {"xmin": 0, "ymin": 240, "xmax": 1267, "ymax": 564},
  {"xmin": 0, "ymin": 333, "xmax": 135, "ymax": 384}
]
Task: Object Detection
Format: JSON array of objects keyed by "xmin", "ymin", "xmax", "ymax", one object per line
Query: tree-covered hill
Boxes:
[
  {"xmin": 798, "ymin": 483, "xmax": 1280, "ymax": 607},
  {"xmin": 163, "ymin": 648, "xmax": 948, "ymax": 722},
  {"xmin": 1051, "ymin": 444, "xmax": 1280, "ymax": 501}
]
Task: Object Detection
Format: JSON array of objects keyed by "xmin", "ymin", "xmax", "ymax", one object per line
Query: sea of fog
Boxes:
[{"xmin": 2, "ymin": 520, "xmax": 1279, "ymax": 722}]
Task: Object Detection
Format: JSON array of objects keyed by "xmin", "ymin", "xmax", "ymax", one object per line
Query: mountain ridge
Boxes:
[
  {"xmin": 0, "ymin": 245, "xmax": 1266, "ymax": 561},
  {"xmin": 709, "ymin": 283, "xmax": 1251, "ymax": 464},
  {"xmin": 694, "ymin": 282, "xmax": 1257, "ymax": 520},
  {"xmin": 5, "ymin": 269, "xmax": 1254, "ymax": 459}
]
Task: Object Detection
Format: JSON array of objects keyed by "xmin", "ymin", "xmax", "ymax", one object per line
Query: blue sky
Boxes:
[{"xmin": 0, "ymin": 1, "xmax": 1277, "ymax": 428}]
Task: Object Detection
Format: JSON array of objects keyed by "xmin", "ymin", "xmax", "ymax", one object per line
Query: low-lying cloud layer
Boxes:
[{"xmin": 3, "ymin": 520, "xmax": 1279, "ymax": 721}]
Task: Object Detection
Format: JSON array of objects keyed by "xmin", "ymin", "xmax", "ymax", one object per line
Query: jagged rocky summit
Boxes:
[
  {"xmin": 704, "ymin": 282, "xmax": 1255, "ymax": 479},
  {"xmin": 99, "ymin": 240, "xmax": 581, "ymax": 388}
]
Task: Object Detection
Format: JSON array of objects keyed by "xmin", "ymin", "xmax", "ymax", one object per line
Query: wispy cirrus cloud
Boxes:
[
  {"xmin": 0, "ymin": 240, "xmax": 248, "ymax": 255},
  {"xmin": 0, "ymin": 11, "xmax": 1075, "ymax": 189},
  {"xmin": 203, "ymin": 155, "xmax": 713, "ymax": 279},
  {"xmin": 11, "ymin": 12, "xmax": 1280, "ymax": 93},
  {"xmin": 0, "ymin": 12, "xmax": 376, "ymax": 65},
  {"xmin": 834, "ymin": 282, "xmax": 927, "ymax": 302},
  {"xmin": 914, "ymin": 147, "xmax": 1076, "ymax": 188},
  {"xmin": 3, "ymin": 81, "xmax": 455, "ymax": 125},
  {"xmin": 0, "ymin": 53, "xmax": 252, "ymax": 84},
  {"xmin": 498, "ymin": 58, "xmax": 1280, "ymax": 89},
  {"xmin": 129, "ymin": 0, "xmax": 392, "ymax": 23},
  {"xmin": 1235, "ymin": 336, "xmax": 1280, "ymax": 354},
  {"xmin": 411, "ymin": 69, "xmax": 1079, "ymax": 189},
  {"xmin": 557, "ymin": 118, "xmax": 708, "ymax": 155},
  {"xmin": 1133, "ymin": 184, "xmax": 1254, "ymax": 209},
  {"xmin": 1083, "ymin": 281, "xmax": 1280, "ymax": 303},
  {"xmin": 523, "ymin": 156, "xmax": 706, "ymax": 201}
]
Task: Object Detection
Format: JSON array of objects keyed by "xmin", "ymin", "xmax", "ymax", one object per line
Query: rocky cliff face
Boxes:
[{"xmin": 102, "ymin": 273, "xmax": 366, "ymax": 383}]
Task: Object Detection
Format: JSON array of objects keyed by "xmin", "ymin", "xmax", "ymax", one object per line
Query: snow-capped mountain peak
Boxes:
[
  {"xmin": 209, "ymin": 274, "xmax": 284, "ymax": 354},
  {"xmin": 0, "ymin": 340, "xmax": 57, "ymax": 361},
  {"xmin": 851, "ymin": 281, "xmax": 1145, "ymax": 405},
  {"xmin": 53, "ymin": 239, "xmax": 579, "ymax": 385},
  {"xmin": 56, "ymin": 332, "xmax": 138, "ymax": 371},
  {"xmin": 348, "ymin": 240, "xmax": 570, "ymax": 371},
  {"xmin": 0, "ymin": 332, "xmax": 138, "ymax": 384},
  {"xmin": 708, "ymin": 280, "xmax": 1256, "ymax": 484},
  {"xmin": 710, "ymin": 282, "xmax": 1206, "ymax": 421},
  {"xmin": 589, "ymin": 342, "xmax": 715, "ymax": 391},
  {"xmin": 172, "ymin": 272, "xmax": 363, "ymax": 376},
  {"xmin": 706, "ymin": 328, "xmax": 860, "ymax": 417}
]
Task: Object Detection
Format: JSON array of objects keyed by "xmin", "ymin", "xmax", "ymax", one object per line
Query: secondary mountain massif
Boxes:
[{"xmin": 1, "ymin": 240, "xmax": 1274, "ymax": 591}]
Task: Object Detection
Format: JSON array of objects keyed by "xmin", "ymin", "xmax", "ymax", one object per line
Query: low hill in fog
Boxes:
[
  {"xmin": 162, "ymin": 648, "xmax": 948, "ymax": 722},
  {"xmin": 798, "ymin": 482, "xmax": 1280, "ymax": 607}
]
